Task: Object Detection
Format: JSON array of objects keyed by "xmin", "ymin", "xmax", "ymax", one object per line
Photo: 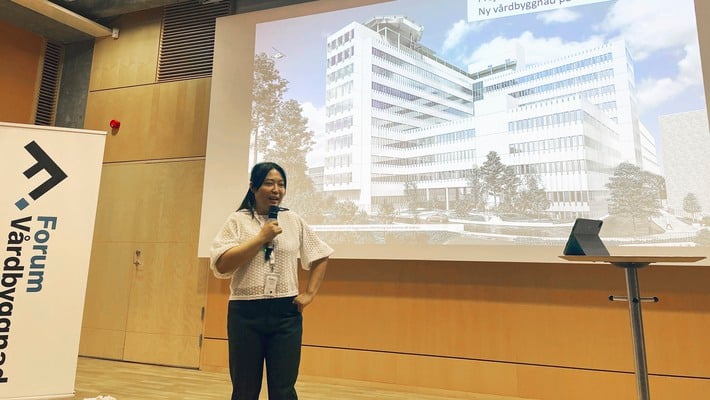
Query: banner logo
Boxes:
[
  {"xmin": 2, "ymin": 139, "xmax": 68, "ymax": 384},
  {"xmin": 15, "ymin": 141, "xmax": 68, "ymax": 210}
]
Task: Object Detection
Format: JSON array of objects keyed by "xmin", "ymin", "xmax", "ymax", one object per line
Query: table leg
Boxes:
[{"xmin": 624, "ymin": 265, "xmax": 651, "ymax": 400}]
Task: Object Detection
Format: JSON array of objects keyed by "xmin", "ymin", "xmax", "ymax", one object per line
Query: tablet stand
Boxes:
[{"xmin": 559, "ymin": 255, "xmax": 705, "ymax": 400}]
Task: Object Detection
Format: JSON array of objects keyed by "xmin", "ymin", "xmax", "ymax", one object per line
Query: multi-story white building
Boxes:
[{"xmin": 322, "ymin": 16, "xmax": 658, "ymax": 219}]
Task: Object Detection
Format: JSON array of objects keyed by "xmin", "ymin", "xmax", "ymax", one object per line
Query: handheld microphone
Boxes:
[{"xmin": 264, "ymin": 205, "xmax": 279, "ymax": 261}]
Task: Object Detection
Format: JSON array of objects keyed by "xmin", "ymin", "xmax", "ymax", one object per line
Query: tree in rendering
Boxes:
[
  {"xmin": 606, "ymin": 162, "xmax": 661, "ymax": 232},
  {"xmin": 251, "ymin": 53, "xmax": 288, "ymax": 163},
  {"xmin": 498, "ymin": 165, "xmax": 520, "ymax": 213},
  {"xmin": 466, "ymin": 164, "xmax": 488, "ymax": 211},
  {"xmin": 480, "ymin": 151, "xmax": 507, "ymax": 209},
  {"xmin": 403, "ymin": 179, "xmax": 419, "ymax": 211},
  {"xmin": 377, "ymin": 200, "xmax": 396, "ymax": 223},
  {"xmin": 519, "ymin": 174, "xmax": 550, "ymax": 217},
  {"xmin": 683, "ymin": 192, "xmax": 702, "ymax": 222},
  {"xmin": 252, "ymin": 53, "xmax": 324, "ymax": 220},
  {"xmin": 262, "ymin": 99, "xmax": 322, "ymax": 218}
]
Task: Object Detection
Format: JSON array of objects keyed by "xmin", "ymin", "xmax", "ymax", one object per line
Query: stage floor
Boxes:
[{"xmin": 71, "ymin": 356, "xmax": 533, "ymax": 400}]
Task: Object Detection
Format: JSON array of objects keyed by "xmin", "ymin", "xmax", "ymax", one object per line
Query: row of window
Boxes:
[
  {"xmin": 547, "ymin": 190, "xmax": 590, "ymax": 203},
  {"xmin": 323, "ymin": 172, "xmax": 353, "ymax": 185},
  {"xmin": 370, "ymin": 189, "xmax": 593, "ymax": 206},
  {"xmin": 519, "ymin": 85, "xmax": 616, "ymax": 108},
  {"xmin": 510, "ymin": 119, "xmax": 618, "ymax": 160},
  {"xmin": 485, "ymin": 52, "xmax": 613, "ymax": 93},
  {"xmin": 324, "ymin": 153, "xmax": 352, "ymax": 169},
  {"xmin": 372, "ymin": 47, "xmax": 474, "ymax": 96},
  {"xmin": 371, "ymin": 117, "xmax": 418, "ymax": 131},
  {"xmin": 327, "ymin": 63, "xmax": 354, "ymax": 84},
  {"xmin": 326, "ymin": 98, "xmax": 353, "ymax": 117},
  {"xmin": 326, "ymin": 80, "xmax": 353, "ymax": 101},
  {"xmin": 327, "ymin": 46, "xmax": 354, "ymax": 68},
  {"xmin": 325, "ymin": 115, "xmax": 353, "ymax": 133},
  {"xmin": 372, "ymin": 81, "xmax": 417, "ymax": 101},
  {"xmin": 327, "ymin": 29, "xmax": 355, "ymax": 51},
  {"xmin": 365, "ymin": 175, "xmax": 600, "ymax": 208},
  {"xmin": 509, "ymin": 69, "xmax": 615, "ymax": 99},
  {"xmin": 579, "ymin": 84, "xmax": 617, "ymax": 99},
  {"xmin": 509, "ymin": 135, "xmax": 584, "ymax": 154},
  {"xmin": 326, "ymin": 133, "xmax": 353, "ymax": 152},
  {"xmin": 372, "ymin": 188, "xmax": 591, "ymax": 205},
  {"xmin": 370, "ymin": 82, "xmax": 471, "ymax": 121},
  {"xmin": 508, "ymin": 110, "xmax": 584, "ymax": 131},
  {"xmin": 512, "ymin": 158, "xmax": 610, "ymax": 175},
  {"xmin": 372, "ymin": 128, "xmax": 475, "ymax": 149},
  {"xmin": 508, "ymin": 108, "xmax": 618, "ymax": 136},
  {"xmin": 595, "ymin": 101, "xmax": 617, "ymax": 114},
  {"xmin": 371, "ymin": 99, "xmax": 446, "ymax": 124},
  {"xmin": 372, "ymin": 149, "xmax": 476, "ymax": 167},
  {"xmin": 514, "ymin": 159, "xmax": 587, "ymax": 175},
  {"xmin": 370, "ymin": 169, "xmax": 469, "ymax": 183},
  {"xmin": 372, "ymin": 65, "xmax": 472, "ymax": 107},
  {"xmin": 372, "ymin": 86, "xmax": 455, "ymax": 117},
  {"xmin": 579, "ymin": 109, "xmax": 618, "ymax": 138}
]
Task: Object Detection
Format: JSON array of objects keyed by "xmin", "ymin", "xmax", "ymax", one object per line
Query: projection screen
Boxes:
[{"xmin": 199, "ymin": 0, "xmax": 710, "ymax": 264}]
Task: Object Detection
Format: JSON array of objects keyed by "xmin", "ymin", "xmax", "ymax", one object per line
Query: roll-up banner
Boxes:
[{"xmin": 0, "ymin": 122, "xmax": 106, "ymax": 399}]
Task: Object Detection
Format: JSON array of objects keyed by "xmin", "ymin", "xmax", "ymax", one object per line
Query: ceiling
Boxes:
[{"xmin": 0, "ymin": 0, "xmax": 315, "ymax": 44}]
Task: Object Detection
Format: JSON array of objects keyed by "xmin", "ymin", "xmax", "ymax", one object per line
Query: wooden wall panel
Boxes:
[
  {"xmin": 124, "ymin": 241, "xmax": 207, "ymax": 367},
  {"xmin": 201, "ymin": 338, "xmax": 229, "ymax": 373},
  {"xmin": 304, "ymin": 260, "xmax": 710, "ymax": 377},
  {"xmin": 84, "ymin": 78, "xmax": 210, "ymax": 162},
  {"xmin": 89, "ymin": 8, "xmax": 163, "ymax": 90},
  {"xmin": 200, "ymin": 340, "xmax": 710, "ymax": 400},
  {"xmin": 0, "ymin": 20, "xmax": 43, "ymax": 123},
  {"xmin": 299, "ymin": 346, "xmax": 639, "ymax": 400},
  {"xmin": 92, "ymin": 161, "xmax": 206, "ymax": 243},
  {"xmin": 78, "ymin": 327, "xmax": 126, "ymax": 360},
  {"xmin": 79, "ymin": 242, "xmax": 134, "ymax": 360},
  {"xmin": 123, "ymin": 331, "xmax": 202, "ymax": 367},
  {"xmin": 633, "ymin": 265, "xmax": 710, "ymax": 377},
  {"xmin": 650, "ymin": 375, "xmax": 710, "ymax": 400},
  {"xmin": 79, "ymin": 0, "xmax": 211, "ymax": 369},
  {"xmin": 125, "ymin": 244, "xmax": 206, "ymax": 332},
  {"xmin": 306, "ymin": 260, "xmax": 633, "ymax": 372},
  {"xmin": 202, "ymin": 258, "xmax": 710, "ymax": 398},
  {"xmin": 204, "ymin": 272, "xmax": 230, "ymax": 339},
  {"xmin": 82, "ymin": 242, "xmax": 134, "ymax": 329},
  {"xmin": 81, "ymin": 161, "xmax": 208, "ymax": 367}
]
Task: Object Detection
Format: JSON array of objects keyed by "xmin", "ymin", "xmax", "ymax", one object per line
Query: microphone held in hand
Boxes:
[
  {"xmin": 268, "ymin": 205, "xmax": 280, "ymax": 220},
  {"xmin": 264, "ymin": 205, "xmax": 279, "ymax": 261}
]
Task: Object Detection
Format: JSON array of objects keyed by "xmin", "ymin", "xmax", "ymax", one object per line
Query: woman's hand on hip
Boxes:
[{"xmin": 293, "ymin": 293, "xmax": 314, "ymax": 313}]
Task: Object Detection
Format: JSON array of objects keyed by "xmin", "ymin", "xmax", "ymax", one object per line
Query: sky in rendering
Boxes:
[{"xmin": 254, "ymin": 0, "xmax": 706, "ymax": 168}]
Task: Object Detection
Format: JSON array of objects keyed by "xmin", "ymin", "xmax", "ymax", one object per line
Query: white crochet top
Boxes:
[{"xmin": 210, "ymin": 209, "xmax": 334, "ymax": 300}]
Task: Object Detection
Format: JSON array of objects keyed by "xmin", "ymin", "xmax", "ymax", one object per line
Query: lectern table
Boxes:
[{"xmin": 559, "ymin": 255, "xmax": 705, "ymax": 400}]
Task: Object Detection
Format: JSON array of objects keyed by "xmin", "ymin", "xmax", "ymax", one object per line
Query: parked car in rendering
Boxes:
[{"xmin": 416, "ymin": 210, "xmax": 449, "ymax": 223}]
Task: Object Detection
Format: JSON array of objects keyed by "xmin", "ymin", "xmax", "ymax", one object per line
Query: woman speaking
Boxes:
[{"xmin": 210, "ymin": 162, "xmax": 333, "ymax": 400}]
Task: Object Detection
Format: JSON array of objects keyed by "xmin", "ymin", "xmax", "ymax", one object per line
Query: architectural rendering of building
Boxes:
[{"xmin": 322, "ymin": 15, "xmax": 659, "ymax": 220}]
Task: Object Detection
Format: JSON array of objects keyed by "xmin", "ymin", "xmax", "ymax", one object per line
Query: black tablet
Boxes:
[{"xmin": 562, "ymin": 218, "xmax": 610, "ymax": 256}]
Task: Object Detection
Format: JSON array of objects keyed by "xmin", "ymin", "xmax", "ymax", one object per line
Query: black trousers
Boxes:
[{"xmin": 227, "ymin": 296, "xmax": 303, "ymax": 400}]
